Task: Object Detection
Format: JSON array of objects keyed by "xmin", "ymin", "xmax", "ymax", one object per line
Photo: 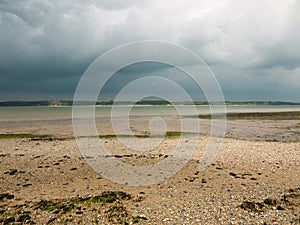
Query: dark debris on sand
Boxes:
[
  {"xmin": 0, "ymin": 191, "xmax": 147, "ymax": 224},
  {"xmin": 240, "ymin": 187, "xmax": 300, "ymax": 213}
]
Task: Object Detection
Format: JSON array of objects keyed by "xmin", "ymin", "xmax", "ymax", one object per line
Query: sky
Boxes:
[{"xmin": 0, "ymin": 0, "xmax": 299, "ymax": 101}]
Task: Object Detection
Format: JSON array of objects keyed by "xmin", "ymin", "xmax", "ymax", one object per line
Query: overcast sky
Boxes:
[{"xmin": 0, "ymin": 0, "xmax": 299, "ymax": 101}]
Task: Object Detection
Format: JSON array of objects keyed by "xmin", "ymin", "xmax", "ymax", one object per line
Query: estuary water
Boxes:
[{"xmin": 1, "ymin": 105, "xmax": 300, "ymax": 122}]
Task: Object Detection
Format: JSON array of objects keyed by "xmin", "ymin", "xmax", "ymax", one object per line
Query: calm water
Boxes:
[{"xmin": 0, "ymin": 105, "xmax": 300, "ymax": 122}]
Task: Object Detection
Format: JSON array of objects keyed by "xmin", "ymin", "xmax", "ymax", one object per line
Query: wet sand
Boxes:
[{"xmin": 1, "ymin": 111, "xmax": 300, "ymax": 142}]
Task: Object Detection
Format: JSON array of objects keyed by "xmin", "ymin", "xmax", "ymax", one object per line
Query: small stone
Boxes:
[
  {"xmin": 276, "ymin": 205, "xmax": 285, "ymax": 210},
  {"xmin": 8, "ymin": 169, "xmax": 18, "ymax": 175},
  {"xmin": 229, "ymin": 172, "xmax": 238, "ymax": 178},
  {"xmin": 263, "ymin": 198, "xmax": 276, "ymax": 206}
]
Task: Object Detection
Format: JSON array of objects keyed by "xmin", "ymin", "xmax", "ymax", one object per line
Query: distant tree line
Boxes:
[{"xmin": 0, "ymin": 100, "xmax": 299, "ymax": 106}]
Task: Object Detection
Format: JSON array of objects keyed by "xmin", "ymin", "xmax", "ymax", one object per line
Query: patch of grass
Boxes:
[
  {"xmin": 132, "ymin": 217, "xmax": 141, "ymax": 223},
  {"xmin": 0, "ymin": 133, "xmax": 52, "ymax": 139},
  {"xmin": 89, "ymin": 194, "xmax": 117, "ymax": 204},
  {"xmin": 165, "ymin": 131, "xmax": 191, "ymax": 137},
  {"xmin": 134, "ymin": 134, "xmax": 150, "ymax": 138},
  {"xmin": 99, "ymin": 134, "xmax": 118, "ymax": 139},
  {"xmin": 35, "ymin": 200, "xmax": 74, "ymax": 213}
]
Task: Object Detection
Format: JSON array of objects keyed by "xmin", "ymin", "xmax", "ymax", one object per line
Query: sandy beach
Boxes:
[
  {"xmin": 0, "ymin": 111, "xmax": 300, "ymax": 224},
  {"xmin": 2, "ymin": 0, "xmax": 300, "ymax": 223}
]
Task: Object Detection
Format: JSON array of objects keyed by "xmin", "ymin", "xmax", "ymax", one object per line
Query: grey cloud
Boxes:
[
  {"xmin": 179, "ymin": 0, "xmax": 300, "ymax": 70},
  {"xmin": 250, "ymin": 1, "xmax": 300, "ymax": 70},
  {"xmin": 0, "ymin": 0, "xmax": 299, "ymax": 101}
]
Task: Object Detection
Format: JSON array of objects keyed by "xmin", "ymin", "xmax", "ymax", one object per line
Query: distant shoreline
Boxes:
[{"xmin": 0, "ymin": 100, "xmax": 299, "ymax": 107}]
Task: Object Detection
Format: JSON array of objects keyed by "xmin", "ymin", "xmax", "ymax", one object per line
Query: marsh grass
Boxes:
[
  {"xmin": 0, "ymin": 133, "xmax": 53, "ymax": 139},
  {"xmin": 165, "ymin": 131, "xmax": 191, "ymax": 137},
  {"xmin": 99, "ymin": 132, "xmax": 192, "ymax": 138},
  {"xmin": 35, "ymin": 200, "xmax": 70, "ymax": 212},
  {"xmin": 99, "ymin": 134, "xmax": 150, "ymax": 139},
  {"xmin": 198, "ymin": 111, "xmax": 300, "ymax": 120}
]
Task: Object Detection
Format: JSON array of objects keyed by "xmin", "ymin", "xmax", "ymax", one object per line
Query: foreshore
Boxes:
[{"xmin": 0, "ymin": 111, "xmax": 300, "ymax": 224}]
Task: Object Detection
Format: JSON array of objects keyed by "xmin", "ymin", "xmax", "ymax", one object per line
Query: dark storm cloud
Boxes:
[
  {"xmin": 0, "ymin": 0, "xmax": 299, "ymax": 101},
  {"xmin": 100, "ymin": 62, "xmax": 204, "ymax": 101}
]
